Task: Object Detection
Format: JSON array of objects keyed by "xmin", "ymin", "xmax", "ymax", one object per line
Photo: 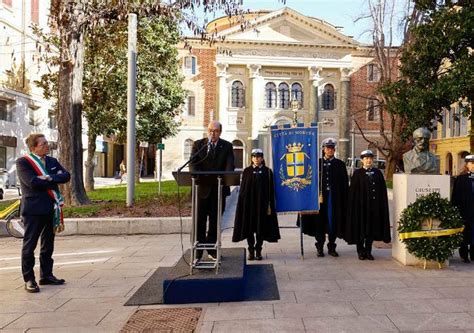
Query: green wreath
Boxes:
[{"xmin": 398, "ymin": 192, "xmax": 464, "ymax": 264}]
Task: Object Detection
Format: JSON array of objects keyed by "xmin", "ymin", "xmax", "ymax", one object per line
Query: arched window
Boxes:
[
  {"xmin": 278, "ymin": 83, "xmax": 290, "ymax": 109},
  {"xmin": 183, "ymin": 139, "xmax": 194, "ymax": 160},
  {"xmin": 232, "ymin": 139, "xmax": 244, "ymax": 169},
  {"xmin": 291, "ymin": 83, "xmax": 303, "ymax": 108},
  {"xmin": 265, "ymin": 82, "xmax": 277, "ymax": 108},
  {"xmin": 322, "ymin": 84, "xmax": 335, "ymax": 110},
  {"xmin": 231, "ymin": 81, "xmax": 245, "ymax": 108}
]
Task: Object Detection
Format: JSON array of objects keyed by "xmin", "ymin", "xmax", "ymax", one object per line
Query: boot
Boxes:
[
  {"xmin": 247, "ymin": 248, "xmax": 255, "ymax": 261},
  {"xmin": 460, "ymin": 245, "xmax": 470, "ymax": 263},
  {"xmin": 255, "ymin": 248, "xmax": 263, "ymax": 261},
  {"xmin": 315, "ymin": 242, "xmax": 324, "ymax": 257},
  {"xmin": 366, "ymin": 252, "xmax": 374, "ymax": 260},
  {"xmin": 327, "ymin": 243, "xmax": 339, "ymax": 257}
]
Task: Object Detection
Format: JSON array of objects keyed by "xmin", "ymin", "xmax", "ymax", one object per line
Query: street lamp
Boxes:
[{"xmin": 291, "ymin": 99, "xmax": 300, "ymax": 127}]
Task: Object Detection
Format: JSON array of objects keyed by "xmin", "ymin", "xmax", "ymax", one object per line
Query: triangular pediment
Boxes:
[{"xmin": 219, "ymin": 7, "xmax": 359, "ymax": 47}]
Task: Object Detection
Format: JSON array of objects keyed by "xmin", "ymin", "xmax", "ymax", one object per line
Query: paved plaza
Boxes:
[{"xmin": 1, "ymin": 190, "xmax": 474, "ymax": 332}]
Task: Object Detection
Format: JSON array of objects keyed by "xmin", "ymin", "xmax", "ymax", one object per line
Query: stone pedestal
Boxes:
[{"xmin": 392, "ymin": 173, "xmax": 451, "ymax": 266}]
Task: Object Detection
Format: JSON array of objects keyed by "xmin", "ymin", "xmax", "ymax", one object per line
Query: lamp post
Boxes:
[{"xmin": 291, "ymin": 99, "xmax": 300, "ymax": 127}]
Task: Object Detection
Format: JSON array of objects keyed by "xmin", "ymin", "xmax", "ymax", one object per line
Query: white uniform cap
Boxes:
[
  {"xmin": 251, "ymin": 148, "xmax": 264, "ymax": 156},
  {"xmin": 360, "ymin": 149, "xmax": 374, "ymax": 158},
  {"xmin": 465, "ymin": 154, "xmax": 474, "ymax": 162},
  {"xmin": 322, "ymin": 138, "xmax": 337, "ymax": 148}
]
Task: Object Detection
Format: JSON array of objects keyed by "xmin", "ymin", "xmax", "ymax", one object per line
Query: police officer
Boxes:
[
  {"xmin": 345, "ymin": 150, "xmax": 391, "ymax": 260},
  {"xmin": 452, "ymin": 154, "xmax": 474, "ymax": 263},
  {"xmin": 299, "ymin": 138, "xmax": 349, "ymax": 257}
]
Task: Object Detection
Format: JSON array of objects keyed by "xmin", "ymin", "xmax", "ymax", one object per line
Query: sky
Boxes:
[{"xmin": 184, "ymin": 0, "xmax": 407, "ymax": 45}]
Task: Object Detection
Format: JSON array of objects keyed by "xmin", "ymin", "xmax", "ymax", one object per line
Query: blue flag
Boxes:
[{"xmin": 271, "ymin": 126, "xmax": 319, "ymax": 213}]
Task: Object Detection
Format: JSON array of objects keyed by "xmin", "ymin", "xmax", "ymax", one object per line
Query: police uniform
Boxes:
[
  {"xmin": 344, "ymin": 150, "xmax": 391, "ymax": 260},
  {"xmin": 452, "ymin": 154, "xmax": 474, "ymax": 263}
]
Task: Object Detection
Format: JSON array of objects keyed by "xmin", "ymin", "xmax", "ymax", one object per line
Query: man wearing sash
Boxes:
[{"xmin": 16, "ymin": 133, "xmax": 70, "ymax": 293}]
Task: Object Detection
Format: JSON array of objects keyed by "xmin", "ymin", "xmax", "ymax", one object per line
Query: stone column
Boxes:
[
  {"xmin": 216, "ymin": 62, "xmax": 228, "ymax": 127},
  {"xmin": 247, "ymin": 64, "xmax": 261, "ymax": 149},
  {"xmin": 308, "ymin": 66, "xmax": 323, "ymax": 124},
  {"xmin": 338, "ymin": 67, "xmax": 351, "ymax": 162}
]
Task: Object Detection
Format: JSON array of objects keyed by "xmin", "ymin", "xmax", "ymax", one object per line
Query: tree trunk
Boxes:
[
  {"xmin": 58, "ymin": 27, "xmax": 90, "ymax": 206},
  {"xmin": 385, "ymin": 116, "xmax": 406, "ymax": 180},
  {"xmin": 84, "ymin": 134, "xmax": 97, "ymax": 192}
]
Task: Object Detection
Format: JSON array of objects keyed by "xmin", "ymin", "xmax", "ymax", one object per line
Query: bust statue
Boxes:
[{"xmin": 403, "ymin": 127, "xmax": 439, "ymax": 174}]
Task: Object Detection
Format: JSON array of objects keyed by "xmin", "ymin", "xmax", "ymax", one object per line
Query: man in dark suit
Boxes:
[
  {"xmin": 189, "ymin": 121, "xmax": 235, "ymax": 260},
  {"xmin": 16, "ymin": 133, "xmax": 70, "ymax": 293}
]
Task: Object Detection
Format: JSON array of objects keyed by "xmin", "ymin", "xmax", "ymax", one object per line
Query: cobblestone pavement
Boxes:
[{"xmin": 1, "ymin": 228, "xmax": 474, "ymax": 332}]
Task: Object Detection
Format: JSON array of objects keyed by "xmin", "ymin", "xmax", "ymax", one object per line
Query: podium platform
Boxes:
[{"xmin": 163, "ymin": 248, "xmax": 246, "ymax": 304}]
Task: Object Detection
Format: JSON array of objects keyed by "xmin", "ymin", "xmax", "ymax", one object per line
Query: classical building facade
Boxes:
[{"xmin": 163, "ymin": 7, "xmax": 385, "ymax": 175}]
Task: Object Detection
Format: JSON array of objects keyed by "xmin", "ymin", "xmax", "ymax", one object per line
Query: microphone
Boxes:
[{"xmin": 207, "ymin": 136, "xmax": 213, "ymax": 154}]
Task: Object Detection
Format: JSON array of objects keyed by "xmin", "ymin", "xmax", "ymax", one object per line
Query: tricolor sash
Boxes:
[{"xmin": 24, "ymin": 154, "xmax": 65, "ymax": 234}]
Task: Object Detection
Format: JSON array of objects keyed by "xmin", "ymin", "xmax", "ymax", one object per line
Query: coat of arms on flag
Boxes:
[
  {"xmin": 271, "ymin": 125, "xmax": 319, "ymax": 213},
  {"xmin": 280, "ymin": 142, "xmax": 312, "ymax": 191}
]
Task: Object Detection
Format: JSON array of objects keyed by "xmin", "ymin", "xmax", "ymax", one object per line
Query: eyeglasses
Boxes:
[{"xmin": 208, "ymin": 129, "xmax": 221, "ymax": 133}]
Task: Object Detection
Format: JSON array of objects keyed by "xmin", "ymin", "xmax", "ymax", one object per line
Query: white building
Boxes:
[{"xmin": 0, "ymin": 0, "xmax": 58, "ymax": 185}]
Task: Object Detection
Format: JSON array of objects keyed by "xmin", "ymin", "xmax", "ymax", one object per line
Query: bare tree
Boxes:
[{"xmin": 353, "ymin": 0, "xmax": 418, "ymax": 179}]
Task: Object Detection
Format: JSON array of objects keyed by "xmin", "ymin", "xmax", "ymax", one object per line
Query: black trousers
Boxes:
[
  {"xmin": 247, "ymin": 233, "xmax": 264, "ymax": 251},
  {"xmin": 315, "ymin": 232, "xmax": 337, "ymax": 250},
  {"xmin": 21, "ymin": 212, "xmax": 55, "ymax": 282},
  {"xmin": 356, "ymin": 238, "xmax": 374, "ymax": 255},
  {"xmin": 196, "ymin": 191, "xmax": 225, "ymax": 257},
  {"xmin": 459, "ymin": 244, "xmax": 474, "ymax": 260}
]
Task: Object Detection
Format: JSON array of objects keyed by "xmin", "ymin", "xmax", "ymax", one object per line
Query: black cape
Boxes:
[
  {"xmin": 232, "ymin": 165, "xmax": 280, "ymax": 243},
  {"xmin": 298, "ymin": 157, "xmax": 349, "ymax": 238},
  {"xmin": 344, "ymin": 167, "xmax": 391, "ymax": 244},
  {"xmin": 451, "ymin": 173, "xmax": 474, "ymax": 245}
]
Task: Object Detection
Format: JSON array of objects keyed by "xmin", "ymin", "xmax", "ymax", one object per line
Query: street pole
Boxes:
[{"xmin": 126, "ymin": 13, "xmax": 137, "ymax": 207}]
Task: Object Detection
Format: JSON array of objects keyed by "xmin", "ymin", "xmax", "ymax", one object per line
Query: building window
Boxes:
[
  {"xmin": 291, "ymin": 83, "xmax": 303, "ymax": 108},
  {"xmin": 322, "ymin": 84, "xmax": 335, "ymax": 110},
  {"xmin": 184, "ymin": 92, "xmax": 195, "ymax": 116},
  {"xmin": 31, "ymin": 0, "xmax": 39, "ymax": 24},
  {"xmin": 278, "ymin": 83, "xmax": 290, "ymax": 109},
  {"xmin": 367, "ymin": 97, "xmax": 380, "ymax": 121},
  {"xmin": 231, "ymin": 81, "xmax": 245, "ymax": 108},
  {"xmin": 28, "ymin": 106, "xmax": 40, "ymax": 126},
  {"xmin": 48, "ymin": 109, "xmax": 57, "ymax": 129},
  {"xmin": 0, "ymin": 146, "xmax": 6, "ymax": 169},
  {"xmin": 183, "ymin": 139, "xmax": 193, "ymax": 160},
  {"xmin": 367, "ymin": 63, "xmax": 380, "ymax": 82},
  {"xmin": 232, "ymin": 139, "xmax": 244, "ymax": 170},
  {"xmin": 183, "ymin": 55, "xmax": 197, "ymax": 76},
  {"xmin": 0, "ymin": 100, "xmax": 13, "ymax": 122},
  {"xmin": 265, "ymin": 82, "xmax": 277, "ymax": 108}
]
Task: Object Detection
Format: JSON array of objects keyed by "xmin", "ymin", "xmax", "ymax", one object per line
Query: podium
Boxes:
[{"xmin": 173, "ymin": 170, "xmax": 241, "ymax": 274}]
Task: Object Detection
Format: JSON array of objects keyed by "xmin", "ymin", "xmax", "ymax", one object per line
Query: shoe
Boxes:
[
  {"xmin": 248, "ymin": 249, "xmax": 255, "ymax": 261},
  {"xmin": 207, "ymin": 254, "xmax": 217, "ymax": 261},
  {"xmin": 328, "ymin": 250, "xmax": 339, "ymax": 257},
  {"xmin": 366, "ymin": 253, "xmax": 375, "ymax": 261},
  {"xmin": 39, "ymin": 276, "xmax": 65, "ymax": 285},
  {"xmin": 358, "ymin": 253, "xmax": 366, "ymax": 260},
  {"xmin": 316, "ymin": 249, "xmax": 324, "ymax": 257},
  {"xmin": 255, "ymin": 249, "xmax": 263, "ymax": 261},
  {"xmin": 25, "ymin": 280, "xmax": 40, "ymax": 293}
]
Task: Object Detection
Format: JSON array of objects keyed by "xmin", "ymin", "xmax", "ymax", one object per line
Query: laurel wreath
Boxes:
[
  {"xmin": 280, "ymin": 164, "xmax": 312, "ymax": 191},
  {"xmin": 397, "ymin": 192, "xmax": 464, "ymax": 263}
]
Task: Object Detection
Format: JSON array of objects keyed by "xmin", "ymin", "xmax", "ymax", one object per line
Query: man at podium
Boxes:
[{"xmin": 189, "ymin": 121, "xmax": 235, "ymax": 260}]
